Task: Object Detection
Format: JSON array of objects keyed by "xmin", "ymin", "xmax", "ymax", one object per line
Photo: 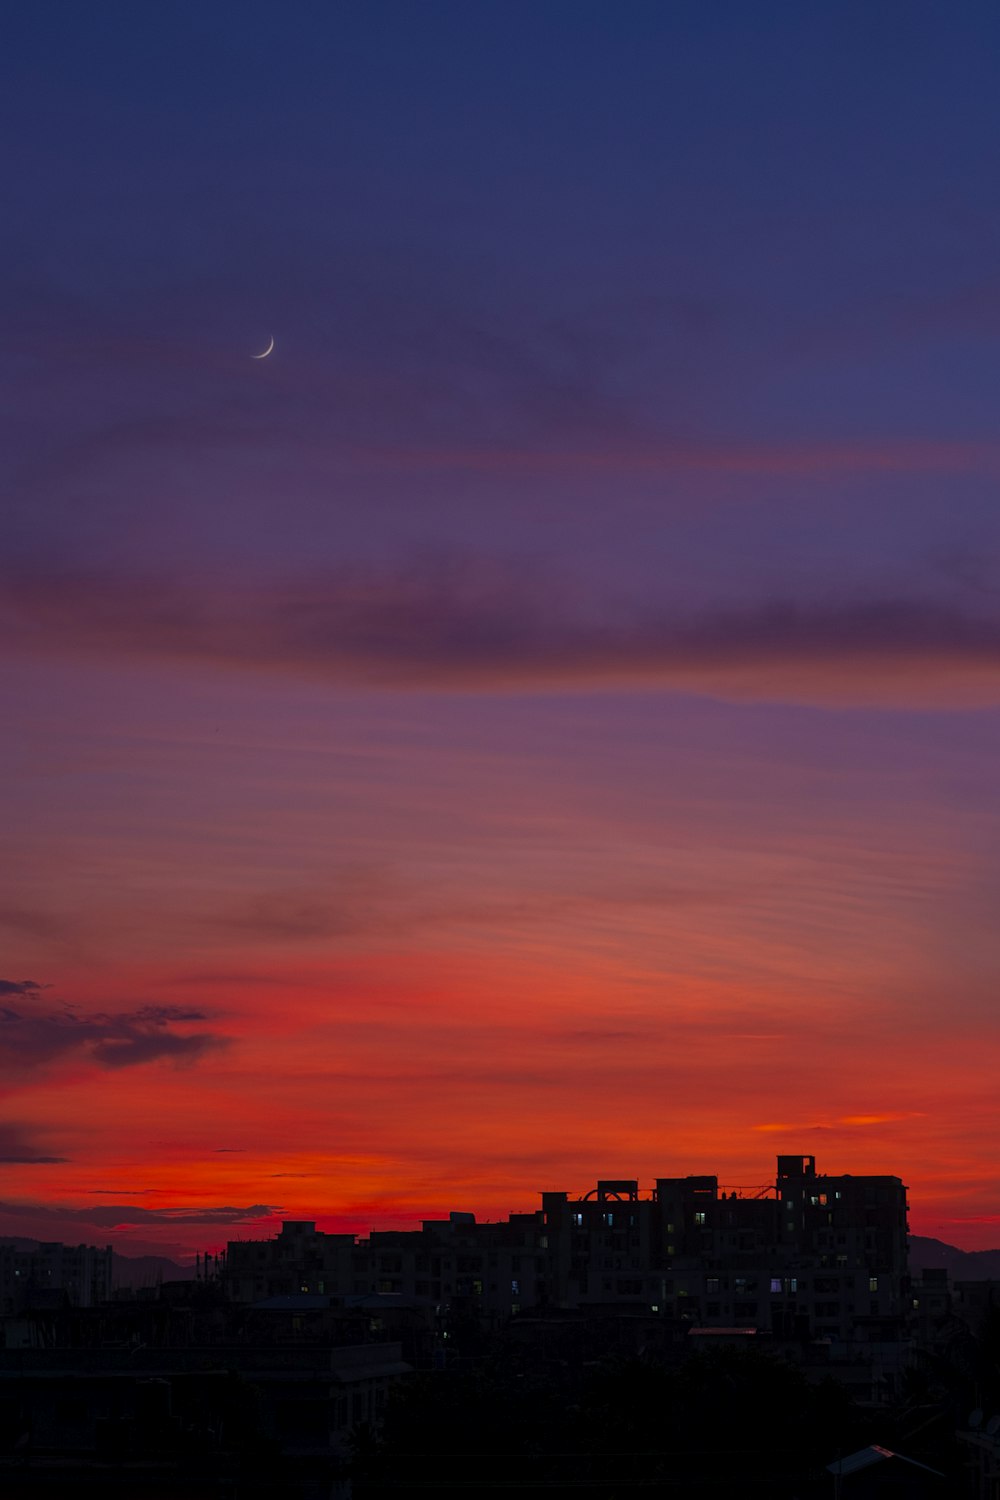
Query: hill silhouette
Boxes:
[{"xmin": 909, "ymin": 1235, "xmax": 1000, "ymax": 1279}]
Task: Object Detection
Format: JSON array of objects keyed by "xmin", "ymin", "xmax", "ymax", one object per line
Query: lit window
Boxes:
[
  {"xmin": 511, "ymin": 1279, "xmax": 520, "ymax": 1295},
  {"xmin": 868, "ymin": 1276, "xmax": 878, "ymax": 1292},
  {"xmin": 694, "ymin": 1212, "xmax": 706, "ymax": 1227},
  {"xmin": 770, "ymin": 1278, "xmax": 782, "ymax": 1294}
]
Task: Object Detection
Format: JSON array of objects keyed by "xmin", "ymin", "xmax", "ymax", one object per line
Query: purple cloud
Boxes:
[
  {"xmin": 0, "ymin": 1200, "xmax": 278, "ymax": 1227},
  {"xmin": 4, "ymin": 564, "xmax": 1000, "ymax": 705},
  {"xmin": 0, "ymin": 998, "xmax": 228, "ymax": 1074},
  {"xmin": 0, "ymin": 1123, "xmax": 68, "ymax": 1164}
]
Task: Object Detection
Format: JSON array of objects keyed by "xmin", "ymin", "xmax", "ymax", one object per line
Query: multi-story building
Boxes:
[
  {"xmin": 540, "ymin": 1155, "xmax": 909, "ymax": 1360},
  {"xmin": 226, "ymin": 1208, "xmax": 548, "ymax": 1325},
  {"xmin": 223, "ymin": 1155, "xmax": 909, "ymax": 1361},
  {"xmin": 0, "ymin": 1241, "xmax": 113, "ymax": 1313}
]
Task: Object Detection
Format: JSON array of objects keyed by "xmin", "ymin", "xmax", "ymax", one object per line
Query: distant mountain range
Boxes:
[
  {"xmin": 0, "ymin": 1237, "xmax": 193, "ymax": 1288},
  {"xmin": 909, "ymin": 1236, "xmax": 1000, "ymax": 1279}
]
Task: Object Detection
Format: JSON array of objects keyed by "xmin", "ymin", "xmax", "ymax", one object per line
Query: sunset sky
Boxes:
[{"xmin": 4, "ymin": 2, "xmax": 1000, "ymax": 1260}]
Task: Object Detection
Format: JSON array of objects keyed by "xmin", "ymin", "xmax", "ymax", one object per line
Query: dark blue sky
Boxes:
[{"xmin": 5, "ymin": 0, "xmax": 1000, "ymax": 592}]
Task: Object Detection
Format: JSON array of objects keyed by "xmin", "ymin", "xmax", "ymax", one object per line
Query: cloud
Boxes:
[
  {"xmin": 0, "ymin": 1123, "xmax": 68, "ymax": 1164},
  {"xmin": 0, "ymin": 979, "xmax": 45, "ymax": 998},
  {"xmin": 211, "ymin": 873, "xmax": 399, "ymax": 945},
  {"xmin": 361, "ymin": 436, "xmax": 1000, "ymax": 480},
  {"xmin": 0, "ymin": 1200, "xmax": 278, "ymax": 1228},
  {"xmin": 5, "ymin": 565, "xmax": 1000, "ymax": 707},
  {"xmin": 754, "ymin": 1112, "xmax": 926, "ymax": 1133},
  {"xmin": 0, "ymin": 998, "xmax": 228, "ymax": 1075}
]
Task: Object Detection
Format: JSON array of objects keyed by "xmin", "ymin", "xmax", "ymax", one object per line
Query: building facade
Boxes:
[
  {"xmin": 224, "ymin": 1155, "xmax": 910, "ymax": 1355},
  {"xmin": 0, "ymin": 1242, "xmax": 113, "ymax": 1313}
]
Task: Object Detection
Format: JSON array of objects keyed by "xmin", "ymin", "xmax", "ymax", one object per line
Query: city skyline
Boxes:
[{"xmin": 4, "ymin": 3, "xmax": 1000, "ymax": 1260}]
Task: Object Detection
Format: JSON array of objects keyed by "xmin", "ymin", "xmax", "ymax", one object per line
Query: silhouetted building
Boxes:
[
  {"xmin": 227, "ymin": 1209, "xmax": 547, "ymax": 1325},
  {"xmin": 223, "ymin": 1155, "xmax": 910, "ymax": 1390},
  {"xmin": 0, "ymin": 1241, "xmax": 112, "ymax": 1313}
]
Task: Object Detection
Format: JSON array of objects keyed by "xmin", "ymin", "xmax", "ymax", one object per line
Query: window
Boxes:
[
  {"xmin": 771, "ymin": 1278, "xmax": 783, "ymax": 1294},
  {"xmin": 706, "ymin": 1277, "xmax": 720, "ymax": 1293},
  {"xmin": 868, "ymin": 1276, "xmax": 878, "ymax": 1292},
  {"xmin": 694, "ymin": 1211, "xmax": 706, "ymax": 1227},
  {"xmin": 511, "ymin": 1279, "xmax": 520, "ymax": 1295}
]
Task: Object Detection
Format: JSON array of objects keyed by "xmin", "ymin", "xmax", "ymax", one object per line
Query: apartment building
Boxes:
[
  {"xmin": 0, "ymin": 1242, "xmax": 114, "ymax": 1313},
  {"xmin": 226, "ymin": 1208, "xmax": 549, "ymax": 1324},
  {"xmin": 224, "ymin": 1156, "xmax": 909, "ymax": 1354}
]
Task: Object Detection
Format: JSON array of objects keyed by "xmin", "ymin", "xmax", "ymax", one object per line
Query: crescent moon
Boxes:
[{"xmin": 251, "ymin": 336, "xmax": 274, "ymax": 360}]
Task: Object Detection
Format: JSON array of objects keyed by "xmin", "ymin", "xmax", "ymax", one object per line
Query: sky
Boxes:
[{"xmin": 3, "ymin": 1, "xmax": 1000, "ymax": 1259}]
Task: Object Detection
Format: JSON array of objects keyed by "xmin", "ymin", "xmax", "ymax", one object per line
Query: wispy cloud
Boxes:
[
  {"xmin": 0, "ymin": 997, "xmax": 228, "ymax": 1074},
  {"xmin": 0, "ymin": 1123, "xmax": 68, "ymax": 1164},
  {"xmin": 0, "ymin": 978, "xmax": 45, "ymax": 998},
  {"xmin": 361, "ymin": 436, "xmax": 1000, "ymax": 479},
  {"xmin": 754, "ymin": 1112, "xmax": 926, "ymax": 1133},
  {"xmin": 5, "ymin": 565, "xmax": 1000, "ymax": 706},
  {"xmin": 0, "ymin": 1200, "xmax": 278, "ymax": 1227}
]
